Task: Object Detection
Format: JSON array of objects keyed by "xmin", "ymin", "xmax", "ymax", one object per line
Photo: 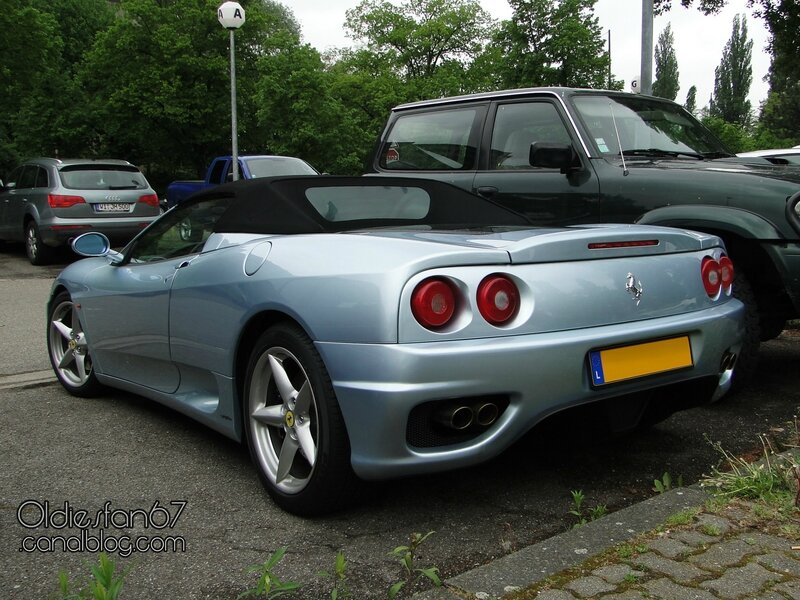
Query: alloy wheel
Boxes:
[{"xmin": 247, "ymin": 345, "xmax": 319, "ymax": 494}]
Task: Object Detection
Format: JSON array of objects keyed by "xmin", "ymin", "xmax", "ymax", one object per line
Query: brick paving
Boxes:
[
  {"xmin": 528, "ymin": 502, "xmax": 800, "ymax": 600},
  {"xmin": 413, "ymin": 465, "xmax": 800, "ymax": 600}
]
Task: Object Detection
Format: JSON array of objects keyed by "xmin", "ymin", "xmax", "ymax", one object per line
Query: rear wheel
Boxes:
[
  {"xmin": 25, "ymin": 220, "xmax": 54, "ymax": 265},
  {"xmin": 243, "ymin": 323, "xmax": 359, "ymax": 516}
]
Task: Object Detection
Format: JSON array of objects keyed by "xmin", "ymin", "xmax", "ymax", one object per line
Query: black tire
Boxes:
[
  {"xmin": 47, "ymin": 291, "xmax": 104, "ymax": 397},
  {"xmin": 243, "ymin": 323, "xmax": 360, "ymax": 516},
  {"xmin": 25, "ymin": 220, "xmax": 54, "ymax": 265},
  {"xmin": 759, "ymin": 316, "xmax": 786, "ymax": 341},
  {"xmin": 728, "ymin": 269, "xmax": 760, "ymax": 394}
]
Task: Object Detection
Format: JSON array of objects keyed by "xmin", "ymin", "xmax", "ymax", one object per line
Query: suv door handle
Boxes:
[{"xmin": 476, "ymin": 186, "xmax": 498, "ymax": 198}]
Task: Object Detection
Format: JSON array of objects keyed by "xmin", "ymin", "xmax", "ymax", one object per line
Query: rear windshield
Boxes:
[
  {"xmin": 59, "ymin": 165, "xmax": 149, "ymax": 190},
  {"xmin": 246, "ymin": 157, "xmax": 318, "ymax": 178},
  {"xmin": 305, "ymin": 186, "xmax": 430, "ymax": 221}
]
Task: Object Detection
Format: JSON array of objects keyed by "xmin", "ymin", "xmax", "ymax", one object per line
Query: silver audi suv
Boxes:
[{"xmin": 0, "ymin": 158, "xmax": 160, "ymax": 264}]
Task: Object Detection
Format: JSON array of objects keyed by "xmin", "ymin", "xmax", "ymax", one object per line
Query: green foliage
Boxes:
[
  {"xmin": 701, "ymin": 434, "xmax": 799, "ymax": 506},
  {"xmin": 757, "ymin": 1, "xmax": 800, "ymax": 143},
  {"xmin": 0, "ymin": 0, "xmax": 792, "ymax": 186},
  {"xmin": 701, "ymin": 116, "xmax": 751, "ymax": 153},
  {"xmin": 387, "ymin": 531, "xmax": 442, "ymax": 599},
  {"xmin": 568, "ymin": 490, "xmax": 607, "ymax": 527},
  {"xmin": 684, "ymin": 85, "xmax": 698, "ymax": 114},
  {"xmin": 344, "ymin": 0, "xmax": 493, "ymax": 81},
  {"xmin": 708, "ymin": 14, "xmax": 753, "ymax": 126},
  {"xmin": 700, "ymin": 523, "xmax": 722, "ymax": 536},
  {"xmin": 57, "ymin": 553, "xmax": 128, "ymax": 600},
  {"xmin": 318, "ymin": 551, "xmax": 350, "ymax": 600},
  {"xmin": 488, "ymin": 0, "xmax": 611, "ymax": 89},
  {"xmin": 653, "ymin": 471, "xmax": 683, "ymax": 493},
  {"xmin": 652, "ymin": 24, "xmax": 680, "ymax": 100},
  {"xmin": 238, "ymin": 547, "xmax": 301, "ymax": 599},
  {"xmin": 664, "ymin": 508, "xmax": 699, "ymax": 527}
]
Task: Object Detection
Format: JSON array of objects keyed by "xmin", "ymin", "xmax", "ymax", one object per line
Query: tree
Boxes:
[
  {"xmin": 756, "ymin": 1, "xmax": 800, "ymax": 142},
  {"xmin": 684, "ymin": 85, "xmax": 698, "ymax": 114},
  {"xmin": 652, "ymin": 24, "xmax": 679, "ymax": 100},
  {"xmin": 487, "ymin": 0, "xmax": 611, "ymax": 89},
  {"xmin": 653, "ymin": 0, "xmax": 727, "ymax": 14},
  {"xmin": 78, "ymin": 0, "xmax": 304, "ymax": 180},
  {"xmin": 708, "ymin": 14, "xmax": 752, "ymax": 127},
  {"xmin": 344, "ymin": 0, "xmax": 494, "ymax": 81},
  {"xmin": 654, "ymin": 1, "xmax": 798, "ymax": 144},
  {"xmin": 0, "ymin": 1, "xmax": 113, "ymax": 174}
]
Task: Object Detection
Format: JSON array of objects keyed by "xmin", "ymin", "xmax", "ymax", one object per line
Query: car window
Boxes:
[
  {"xmin": 128, "ymin": 196, "xmax": 232, "ymax": 263},
  {"xmin": 35, "ymin": 167, "xmax": 50, "ymax": 188},
  {"xmin": 572, "ymin": 95, "xmax": 728, "ymax": 156},
  {"xmin": 209, "ymin": 160, "xmax": 227, "ymax": 184},
  {"xmin": 247, "ymin": 157, "xmax": 318, "ymax": 177},
  {"xmin": 490, "ymin": 102, "xmax": 573, "ymax": 170},
  {"xmin": 17, "ymin": 166, "xmax": 38, "ymax": 189},
  {"xmin": 5, "ymin": 166, "xmax": 22, "ymax": 187},
  {"xmin": 59, "ymin": 166, "xmax": 149, "ymax": 190},
  {"xmin": 380, "ymin": 107, "xmax": 480, "ymax": 171},
  {"xmin": 305, "ymin": 186, "xmax": 430, "ymax": 221}
]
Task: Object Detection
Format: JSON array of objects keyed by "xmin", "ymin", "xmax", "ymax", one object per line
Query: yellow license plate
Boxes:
[{"xmin": 589, "ymin": 336, "xmax": 693, "ymax": 386}]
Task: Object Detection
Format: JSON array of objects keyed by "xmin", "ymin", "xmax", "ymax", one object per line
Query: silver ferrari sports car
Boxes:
[{"xmin": 47, "ymin": 176, "xmax": 743, "ymax": 515}]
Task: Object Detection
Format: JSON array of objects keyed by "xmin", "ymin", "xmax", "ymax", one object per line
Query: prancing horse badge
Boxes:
[{"xmin": 625, "ymin": 272, "xmax": 643, "ymax": 305}]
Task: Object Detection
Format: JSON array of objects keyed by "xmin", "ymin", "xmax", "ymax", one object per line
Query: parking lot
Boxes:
[{"xmin": 1, "ymin": 242, "xmax": 798, "ymax": 599}]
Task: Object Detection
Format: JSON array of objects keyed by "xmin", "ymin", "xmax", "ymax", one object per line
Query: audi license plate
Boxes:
[
  {"xmin": 589, "ymin": 336, "xmax": 693, "ymax": 386},
  {"xmin": 94, "ymin": 203, "xmax": 131, "ymax": 213}
]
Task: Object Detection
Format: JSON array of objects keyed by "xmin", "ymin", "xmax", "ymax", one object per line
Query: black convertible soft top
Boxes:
[{"xmin": 186, "ymin": 175, "xmax": 531, "ymax": 235}]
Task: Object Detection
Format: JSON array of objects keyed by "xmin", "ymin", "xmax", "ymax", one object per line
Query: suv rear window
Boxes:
[
  {"xmin": 380, "ymin": 107, "xmax": 479, "ymax": 171},
  {"xmin": 59, "ymin": 166, "xmax": 149, "ymax": 190}
]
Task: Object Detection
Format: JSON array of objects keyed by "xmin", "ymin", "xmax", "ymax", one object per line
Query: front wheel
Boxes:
[
  {"xmin": 243, "ymin": 323, "xmax": 359, "ymax": 515},
  {"xmin": 47, "ymin": 292, "xmax": 103, "ymax": 397},
  {"xmin": 728, "ymin": 269, "xmax": 760, "ymax": 395}
]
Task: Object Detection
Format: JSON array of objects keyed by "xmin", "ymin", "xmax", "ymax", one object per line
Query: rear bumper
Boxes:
[
  {"xmin": 39, "ymin": 217, "xmax": 158, "ymax": 247},
  {"xmin": 316, "ymin": 300, "xmax": 744, "ymax": 480}
]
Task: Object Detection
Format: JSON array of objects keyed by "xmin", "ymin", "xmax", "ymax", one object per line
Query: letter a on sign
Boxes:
[{"xmin": 218, "ymin": 2, "xmax": 246, "ymax": 29}]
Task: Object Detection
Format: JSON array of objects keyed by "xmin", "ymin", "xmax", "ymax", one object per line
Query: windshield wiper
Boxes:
[
  {"xmin": 699, "ymin": 151, "xmax": 736, "ymax": 159},
  {"xmin": 619, "ymin": 148, "xmax": 705, "ymax": 160}
]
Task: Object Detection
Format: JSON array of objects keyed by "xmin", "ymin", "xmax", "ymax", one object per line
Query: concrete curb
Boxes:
[{"xmin": 0, "ymin": 369, "xmax": 55, "ymax": 391}]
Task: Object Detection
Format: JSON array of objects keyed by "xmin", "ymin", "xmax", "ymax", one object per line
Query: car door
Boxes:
[
  {"xmin": 0, "ymin": 166, "xmax": 23, "ymax": 237},
  {"xmin": 472, "ymin": 99, "xmax": 601, "ymax": 226},
  {"xmin": 79, "ymin": 197, "xmax": 227, "ymax": 393},
  {"xmin": 2, "ymin": 165, "xmax": 37, "ymax": 239}
]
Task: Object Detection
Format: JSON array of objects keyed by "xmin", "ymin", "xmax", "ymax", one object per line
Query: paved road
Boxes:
[{"xmin": 0, "ymin": 244, "xmax": 798, "ymax": 599}]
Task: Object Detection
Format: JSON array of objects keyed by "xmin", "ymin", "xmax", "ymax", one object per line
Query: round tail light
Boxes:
[
  {"xmin": 477, "ymin": 274, "xmax": 519, "ymax": 325},
  {"xmin": 411, "ymin": 278, "xmax": 457, "ymax": 329},
  {"xmin": 719, "ymin": 255, "xmax": 734, "ymax": 291},
  {"xmin": 701, "ymin": 256, "xmax": 722, "ymax": 297}
]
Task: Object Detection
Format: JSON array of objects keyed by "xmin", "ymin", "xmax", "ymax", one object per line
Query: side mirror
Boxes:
[
  {"xmin": 529, "ymin": 142, "xmax": 580, "ymax": 174},
  {"xmin": 72, "ymin": 232, "xmax": 124, "ymax": 263},
  {"xmin": 72, "ymin": 232, "xmax": 111, "ymax": 256}
]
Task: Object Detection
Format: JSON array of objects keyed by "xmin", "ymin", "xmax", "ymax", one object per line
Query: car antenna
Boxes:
[{"xmin": 609, "ymin": 103, "xmax": 629, "ymax": 176}]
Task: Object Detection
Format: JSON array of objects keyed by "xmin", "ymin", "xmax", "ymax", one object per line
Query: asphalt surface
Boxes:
[{"xmin": 1, "ymin": 242, "xmax": 798, "ymax": 599}]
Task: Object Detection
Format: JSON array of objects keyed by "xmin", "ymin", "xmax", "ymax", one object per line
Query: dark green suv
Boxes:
[{"xmin": 367, "ymin": 87, "xmax": 800, "ymax": 388}]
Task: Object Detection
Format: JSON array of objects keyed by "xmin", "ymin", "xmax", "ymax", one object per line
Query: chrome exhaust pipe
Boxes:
[
  {"xmin": 719, "ymin": 351, "xmax": 737, "ymax": 373},
  {"xmin": 711, "ymin": 350, "xmax": 739, "ymax": 403},
  {"xmin": 474, "ymin": 402, "xmax": 499, "ymax": 427},
  {"xmin": 435, "ymin": 405, "xmax": 474, "ymax": 430}
]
